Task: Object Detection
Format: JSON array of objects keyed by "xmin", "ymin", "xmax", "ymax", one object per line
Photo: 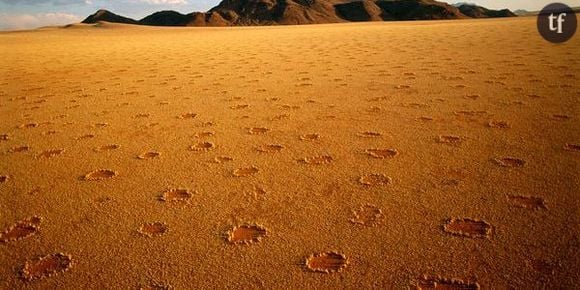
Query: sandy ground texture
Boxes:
[{"xmin": 0, "ymin": 16, "xmax": 579, "ymax": 289}]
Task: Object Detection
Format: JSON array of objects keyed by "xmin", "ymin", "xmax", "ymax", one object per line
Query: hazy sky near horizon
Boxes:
[{"xmin": 1, "ymin": 0, "xmax": 579, "ymax": 30}]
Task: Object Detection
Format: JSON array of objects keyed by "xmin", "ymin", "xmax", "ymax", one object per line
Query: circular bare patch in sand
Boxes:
[
  {"xmin": 77, "ymin": 134, "xmax": 95, "ymax": 140},
  {"xmin": 305, "ymin": 252, "xmax": 348, "ymax": 273},
  {"xmin": 138, "ymin": 151, "xmax": 161, "ymax": 159},
  {"xmin": 195, "ymin": 131, "xmax": 215, "ymax": 138},
  {"xmin": 417, "ymin": 275, "xmax": 480, "ymax": 290},
  {"xmin": 231, "ymin": 104, "xmax": 249, "ymax": 109},
  {"xmin": 19, "ymin": 123, "xmax": 39, "ymax": 129},
  {"xmin": 84, "ymin": 169, "xmax": 117, "ymax": 180},
  {"xmin": 358, "ymin": 131, "xmax": 381, "ymax": 138},
  {"xmin": 487, "ymin": 120, "xmax": 510, "ymax": 128},
  {"xmin": 21, "ymin": 253, "xmax": 73, "ymax": 281},
  {"xmin": 140, "ymin": 282, "xmax": 174, "ymax": 290},
  {"xmin": 256, "ymin": 144, "xmax": 284, "ymax": 153},
  {"xmin": 95, "ymin": 144, "xmax": 120, "ymax": 151},
  {"xmin": 160, "ymin": 189, "xmax": 193, "ymax": 202},
  {"xmin": 350, "ymin": 204, "xmax": 384, "ymax": 227},
  {"xmin": 214, "ymin": 156, "xmax": 233, "ymax": 163},
  {"xmin": 9, "ymin": 146, "xmax": 30, "ymax": 153},
  {"xmin": 359, "ymin": 174, "xmax": 391, "ymax": 186},
  {"xmin": 365, "ymin": 148, "xmax": 398, "ymax": 159},
  {"xmin": 227, "ymin": 224, "xmax": 267, "ymax": 245},
  {"xmin": 38, "ymin": 149, "xmax": 64, "ymax": 158},
  {"xmin": 507, "ymin": 194, "xmax": 547, "ymax": 210},
  {"xmin": 179, "ymin": 112, "xmax": 197, "ymax": 119},
  {"xmin": 138, "ymin": 222, "xmax": 168, "ymax": 237},
  {"xmin": 233, "ymin": 166, "xmax": 259, "ymax": 177},
  {"xmin": 551, "ymin": 114, "xmax": 571, "ymax": 121},
  {"xmin": 437, "ymin": 135, "xmax": 462, "ymax": 144},
  {"xmin": 454, "ymin": 110, "xmax": 488, "ymax": 118},
  {"xmin": 528, "ymin": 259, "xmax": 557, "ymax": 275},
  {"xmin": 564, "ymin": 143, "xmax": 580, "ymax": 152},
  {"xmin": 493, "ymin": 157, "xmax": 525, "ymax": 167},
  {"xmin": 300, "ymin": 133, "xmax": 320, "ymax": 141},
  {"xmin": 0, "ymin": 216, "xmax": 42, "ymax": 243},
  {"xmin": 133, "ymin": 113, "xmax": 150, "ymax": 118},
  {"xmin": 190, "ymin": 141, "xmax": 215, "ymax": 151},
  {"xmin": 443, "ymin": 218, "xmax": 492, "ymax": 238},
  {"xmin": 300, "ymin": 155, "xmax": 333, "ymax": 165},
  {"xmin": 244, "ymin": 186, "xmax": 267, "ymax": 200},
  {"xmin": 248, "ymin": 127, "xmax": 269, "ymax": 134},
  {"xmin": 271, "ymin": 114, "xmax": 290, "ymax": 121}
]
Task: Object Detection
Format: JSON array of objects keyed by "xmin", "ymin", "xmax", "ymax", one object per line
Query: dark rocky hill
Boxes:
[
  {"xmin": 82, "ymin": 9, "xmax": 139, "ymax": 24},
  {"xmin": 82, "ymin": 0, "xmax": 516, "ymax": 27},
  {"xmin": 456, "ymin": 3, "xmax": 516, "ymax": 18}
]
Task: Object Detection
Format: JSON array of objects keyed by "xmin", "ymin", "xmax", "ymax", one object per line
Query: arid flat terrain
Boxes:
[{"xmin": 0, "ymin": 16, "xmax": 578, "ymax": 289}]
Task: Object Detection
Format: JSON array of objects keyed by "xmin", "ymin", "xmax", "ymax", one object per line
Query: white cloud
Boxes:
[
  {"xmin": 0, "ymin": 12, "xmax": 81, "ymax": 30},
  {"xmin": 0, "ymin": 0, "xmax": 88, "ymax": 5},
  {"xmin": 0, "ymin": 0, "xmax": 187, "ymax": 6},
  {"xmin": 134, "ymin": 0, "xmax": 187, "ymax": 5}
]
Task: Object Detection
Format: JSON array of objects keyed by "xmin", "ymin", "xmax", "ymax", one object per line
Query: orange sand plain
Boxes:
[{"xmin": 0, "ymin": 16, "xmax": 579, "ymax": 289}]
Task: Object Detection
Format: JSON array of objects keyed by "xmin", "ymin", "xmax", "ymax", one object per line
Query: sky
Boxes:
[{"xmin": 1, "ymin": 0, "xmax": 579, "ymax": 30}]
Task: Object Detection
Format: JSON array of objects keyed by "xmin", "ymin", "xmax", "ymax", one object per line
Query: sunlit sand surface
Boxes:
[{"xmin": 0, "ymin": 16, "xmax": 578, "ymax": 288}]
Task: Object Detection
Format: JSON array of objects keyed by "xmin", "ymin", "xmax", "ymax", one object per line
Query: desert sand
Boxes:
[{"xmin": 0, "ymin": 16, "xmax": 579, "ymax": 289}]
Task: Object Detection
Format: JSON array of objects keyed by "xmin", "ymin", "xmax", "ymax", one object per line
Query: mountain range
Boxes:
[
  {"xmin": 82, "ymin": 0, "xmax": 516, "ymax": 27},
  {"xmin": 513, "ymin": 6, "xmax": 580, "ymax": 16}
]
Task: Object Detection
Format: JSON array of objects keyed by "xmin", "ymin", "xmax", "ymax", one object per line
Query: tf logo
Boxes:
[{"xmin": 537, "ymin": 3, "xmax": 577, "ymax": 43}]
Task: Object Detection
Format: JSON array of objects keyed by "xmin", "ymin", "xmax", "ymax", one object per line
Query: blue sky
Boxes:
[{"xmin": 1, "ymin": 0, "xmax": 579, "ymax": 30}]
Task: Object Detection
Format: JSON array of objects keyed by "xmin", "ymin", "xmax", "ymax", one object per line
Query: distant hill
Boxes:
[
  {"xmin": 452, "ymin": 2, "xmax": 475, "ymax": 6},
  {"xmin": 81, "ymin": 9, "xmax": 230, "ymax": 27},
  {"xmin": 208, "ymin": 0, "xmax": 342, "ymax": 25},
  {"xmin": 208, "ymin": 0, "xmax": 469, "ymax": 24},
  {"xmin": 139, "ymin": 10, "xmax": 192, "ymax": 26},
  {"xmin": 332, "ymin": 0, "xmax": 468, "ymax": 22},
  {"xmin": 514, "ymin": 6, "xmax": 580, "ymax": 16},
  {"xmin": 456, "ymin": 3, "xmax": 516, "ymax": 18},
  {"xmin": 82, "ymin": 0, "xmax": 516, "ymax": 27},
  {"xmin": 375, "ymin": 0, "xmax": 467, "ymax": 20},
  {"xmin": 83, "ymin": 9, "xmax": 139, "ymax": 25},
  {"xmin": 137, "ymin": 10, "xmax": 229, "ymax": 26}
]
